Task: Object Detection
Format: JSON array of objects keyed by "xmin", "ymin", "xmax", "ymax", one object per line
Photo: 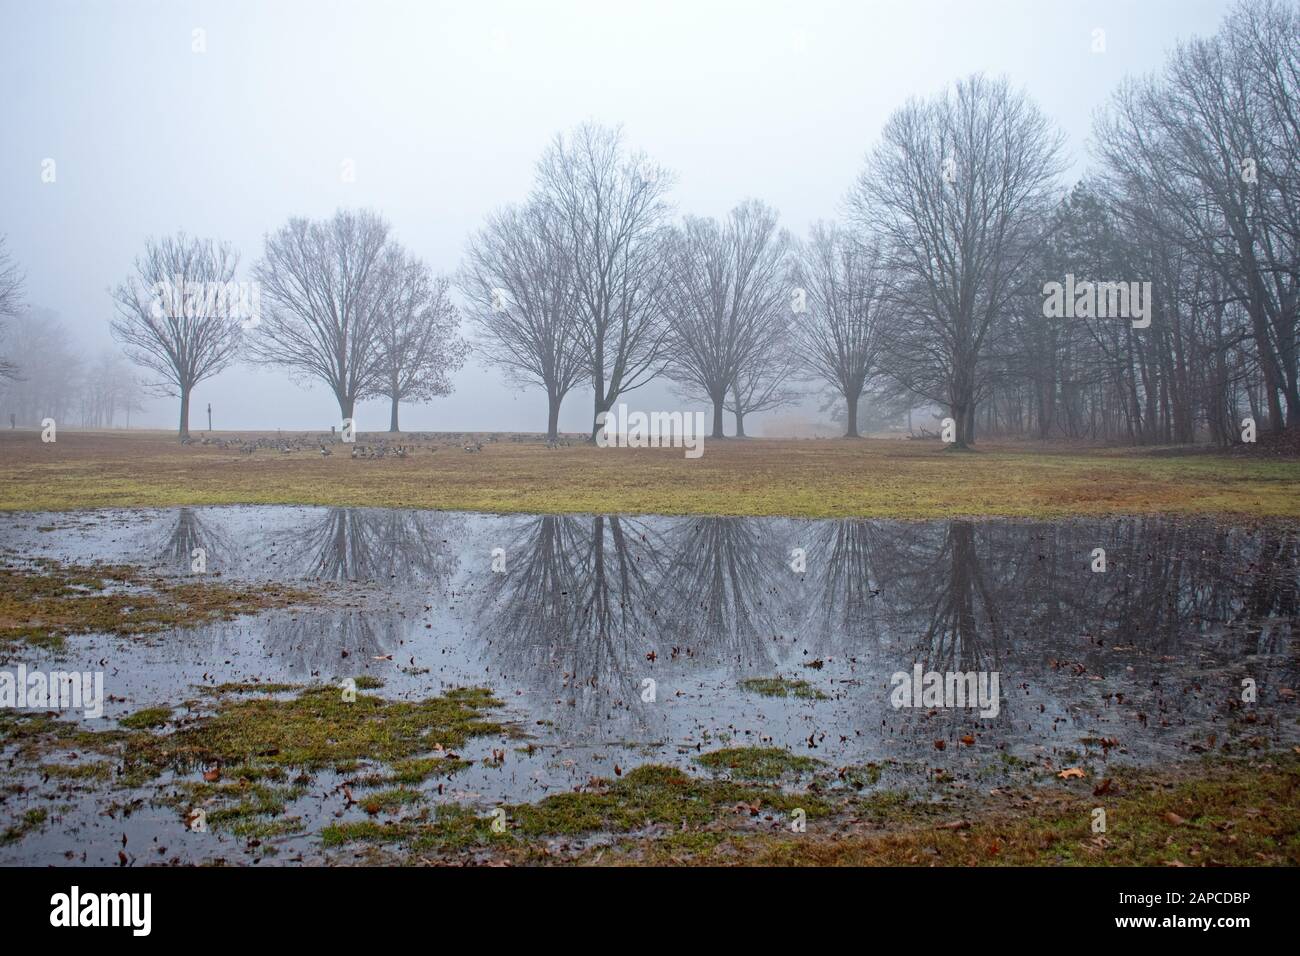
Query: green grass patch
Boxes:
[
  {"xmin": 738, "ymin": 676, "xmax": 828, "ymax": 700},
  {"xmin": 695, "ymin": 746, "xmax": 824, "ymax": 781},
  {"xmin": 118, "ymin": 707, "xmax": 172, "ymax": 730}
]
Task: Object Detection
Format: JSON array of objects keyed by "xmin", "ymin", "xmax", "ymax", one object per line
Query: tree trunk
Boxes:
[
  {"xmin": 546, "ymin": 394, "xmax": 561, "ymax": 441},
  {"xmin": 178, "ymin": 385, "xmax": 191, "ymax": 438},
  {"xmin": 845, "ymin": 396, "xmax": 860, "ymax": 438},
  {"xmin": 389, "ymin": 396, "xmax": 400, "ymax": 433},
  {"xmin": 591, "ymin": 395, "xmax": 610, "ymax": 443},
  {"xmin": 339, "ymin": 394, "xmax": 355, "ymax": 425},
  {"xmin": 711, "ymin": 396, "xmax": 725, "ymax": 440},
  {"xmin": 734, "ymin": 409, "xmax": 746, "ymax": 438}
]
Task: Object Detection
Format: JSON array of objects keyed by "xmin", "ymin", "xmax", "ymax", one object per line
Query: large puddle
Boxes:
[{"xmin": 1, "ymin": 507, "xmax": 1297, "ymax": 863}]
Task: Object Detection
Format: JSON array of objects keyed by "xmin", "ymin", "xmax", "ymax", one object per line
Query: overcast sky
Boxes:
[{"xmin": 1, "ymin": 0, "xmax": 1237, "ymax": 433}]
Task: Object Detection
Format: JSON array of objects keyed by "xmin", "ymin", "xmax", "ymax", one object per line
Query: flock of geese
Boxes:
[{"xmin": 180, "ymin": 431, "xmax": 579, "ymax": 458}]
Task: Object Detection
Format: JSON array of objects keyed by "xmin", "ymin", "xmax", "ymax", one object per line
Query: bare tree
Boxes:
[
  {"xmin": 110, "ymin": 233, "xmax": 243, "ymax": 436},
  {"xmin": 663, "ymin": 199, "xmax": 792, "ymax": 438},
  {"xmin": 0, "ymin": 236, "xmax": 23, "ymax": 380},
  {"xmin": 365, "ymin": 247, "xmax": 468, "ymax": 432},
  {"xmin": 250, "ymin": 209, "xmax": 391, "ymax": 425},
  {"xmin": 791, "ymin": 223, "xmax": 887, "ymax": 438},
  {"xmin": 78, "ymin": 350, "xmax": 139, "ymax": 428},
  {"xmin": 727, "ymin": 342, "xmax": 803, "ymax": 437},
  {"xmin": 1095, "ymin": 0, "xmax": 1299, "ymax": 433},
  {"xmin": 535, "ymin": 123, "xmax": 674, "ymax": 439},
  {"xmin": 0, "ymin": 308, "xmax": 83, "ymax": 426},
  {"xmin": 460, "ymin": 200, "xmax": 585, "ymax": 439},
  {"xmin": 849, "ymin": 74, "xmax": 1065, "ymax": 447}
]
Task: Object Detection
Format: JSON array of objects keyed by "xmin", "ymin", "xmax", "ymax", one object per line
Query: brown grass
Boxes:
[{"xmin": 1, "ymin": 429, "xmax": 1298, "ymax": 519}]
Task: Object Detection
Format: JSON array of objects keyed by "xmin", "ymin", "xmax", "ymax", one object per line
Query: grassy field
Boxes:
[
  {"xmin": 1, "ymin": 429, "xmax": 1298, "ymax": 519},
  {"xmin": 4, "ymin": 675, "xmax": 1295, "ymax": 865}
]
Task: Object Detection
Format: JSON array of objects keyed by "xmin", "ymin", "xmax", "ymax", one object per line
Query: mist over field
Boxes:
[
  {"xmin": 0, "ymin": 0, "xmax": 1236, "ymax": 434},
  {"xmin": 1, "ymin": 0, "xmax": 1298, "ymax": 896}
]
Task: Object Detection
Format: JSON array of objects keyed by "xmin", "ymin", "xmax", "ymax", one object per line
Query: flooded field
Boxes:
[{"xmin": 1, "ymin": 506, "xmax": 1297, "ymax": 864}]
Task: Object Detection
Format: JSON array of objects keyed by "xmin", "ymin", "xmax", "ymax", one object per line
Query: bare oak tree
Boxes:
[
  {"xmin": 791, "ymin": 223, "xmax": 886, "ymax": 438},
  {"xmin": 365, "ymin": 247, "xmax": 467, "ymax": 432},
  {"xmin": 849, "ymin": 74, "xmax": 1064, "ymax": 447},
  {"xmin": 0, "ymin": 236, "xmax": 23, "ymax": 380},
  {"xmin": 663, "ymin": 199, "xmax": 792, "ymax": 438},
  {"xmin": 535, "ymin": 123, "xmax": 674, "ymax": 439},
  {"xmin": 250, "ymin": 209, "xmax": 390, "ymax": 424},
  {"xmin": 1095, "ymin": 0, "xmax": 1299, "ymax": 432},
  {"xmin": 111, "ymin": 233, "xmax": 243, "ymax": 436},
  {"xmin": 727, "ymin": 341, "xmax": 803, "ymax": 437},
  {"xmin": 460, "ymin": 200, "xmax": 584, "ymax": 439}
]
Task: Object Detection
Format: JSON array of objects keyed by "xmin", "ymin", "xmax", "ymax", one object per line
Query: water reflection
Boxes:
[
  {"xmin": 481, "ymin": 514, "xmax": 667, "ymax": 725},
  {"xmin": 276, "ymin": 507, "xmax": 462, "ymax": 585},
  {"xmin": 14, "ymin": 507, "xmax": 1298, "ymax": 758}
]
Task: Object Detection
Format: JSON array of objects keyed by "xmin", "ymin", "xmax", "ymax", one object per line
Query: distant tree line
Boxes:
[
  {"xmin": 0, "ymin": 0, "xmax": 1294, "ymax": 444},
  {"xmin": 463, "ymin": 0, "xmax": 1297, "ymax": 446}
]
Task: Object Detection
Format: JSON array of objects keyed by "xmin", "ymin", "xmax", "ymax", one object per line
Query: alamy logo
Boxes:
[
  {"xmin": 0, "ymin": 665, "xmax": 104, "ymax": 718},
  {"xmin": 50, "ymin": 886, "xmax": 151, "ymax": 936},
  {"xmin": 889, "ymin": 663, "xmax": 1001, "ymax": 718},
  {"xmin": 596, "ymin": 403, "xmax": 706, "ymax": 459},
  {"xmin": 149, "ymin": 276, "xmax": 261, "ymax": 326},
  {"xmin": 1042, "ymin": 274, "xmax": 1151, "ymax": 329}
]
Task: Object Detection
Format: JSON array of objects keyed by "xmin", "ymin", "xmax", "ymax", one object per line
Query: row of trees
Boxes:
[
  {"xmin": 0, "ymin": 305, "xmax": 148, "ymax": 428},
  {"xmin": 1, "ymin": 0, "xmax": 1293, "ymax": 444},
  {"xmin": 859, "ymin": 0, "xmax": 1299, "ymax": 445},
  {"xmin": 3, "ymin": 222, "xmax": 469, "ymax": 435},
  {"xmin": 106, "ymin": 217, "xmax": 469, "ymax": 434},
  {"xmin": 461, "ymin": 125, "xmax": 882, "ymax": 441},
  {"xmin": 464, "ymin": 0, "xmax": 1298, "ymax": 446}
]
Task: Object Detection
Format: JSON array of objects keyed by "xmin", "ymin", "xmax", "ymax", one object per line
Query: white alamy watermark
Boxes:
[
  {"xmin": 50, "ymin": 886, "xmax": 151, "ymax": 936},
  {"xmin": 1042, "ymin": 275, "xmax": 1151, "ymax": 329},
  {"xmin": 596, "ymin": 404, "xmax": 706, "ymax": 459},
  {"xmin": 889, "ymin": 663, "xmax": 1000, "ymax": 718},
  {"xmin": 149, "ymin": 276, "xmax": 262, "ymax": 328},
  {"xmin": 0, "ymin": 664, "xmax": 104, "ymax": 719}
]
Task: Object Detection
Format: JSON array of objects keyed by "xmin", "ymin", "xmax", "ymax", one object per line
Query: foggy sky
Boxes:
[{"xmin": 0, "ymin": 0, "xmax": 1236, "ymax": 433}]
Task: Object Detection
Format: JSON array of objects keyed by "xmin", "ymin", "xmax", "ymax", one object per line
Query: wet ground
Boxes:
[{"xmin": 1, "ymin": 506, "xmax": 1297, "ymax": 864}]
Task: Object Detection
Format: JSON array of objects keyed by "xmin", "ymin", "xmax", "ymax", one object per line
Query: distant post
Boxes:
[{"xmin": 207, "ymin": 403, "xmax": 212, "ymax": 432}]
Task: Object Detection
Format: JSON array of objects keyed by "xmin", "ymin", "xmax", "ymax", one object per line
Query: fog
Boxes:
[{"xmin": 0, "ymin": 0, "xmax": 1234, "ymax": 433}]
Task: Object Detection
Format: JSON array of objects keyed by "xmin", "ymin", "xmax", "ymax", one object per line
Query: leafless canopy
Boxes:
[
  {"xmin": 849, "ymin": 73, "xmax": 1065, "ymax": 446},
  {"xmin": 663, "ymin": 199, "xmax": 794, "ymax": 438},
  {"xmin": 1094, "ymin": 0, "xmax": 1300, "ymax": 433},
  {"xmin": 0, "ymin": 236, "xmax": 23, "ymax": 380},
  {"xmin": 459, "ymin": 200, "xmax": 584, "ymax": 439},
  {"xmin": 110, "ymin": 233, "xmax": 243, "ymax": 435},
  {"xmin": 365, "ymin": 248, "xmax": 468, "ymax": 432},
  {"xmin": 249, "ymin": 209, "xmax": 392, "ymax": 423},
  {"xmin": 535, "ymin": 123, "xmax": 675, "ymax": 438},
  {"xmin": 791, "ymin": 223, "xmax": 887, "ymax": 438}
]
